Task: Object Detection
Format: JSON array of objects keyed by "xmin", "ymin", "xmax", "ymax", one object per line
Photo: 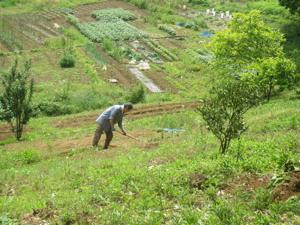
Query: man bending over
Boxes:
[{"xmin": 92, "ymin": 103, "xmax": 133, "ymax": 149}]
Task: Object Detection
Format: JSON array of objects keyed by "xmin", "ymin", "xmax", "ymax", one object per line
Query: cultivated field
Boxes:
[{"xmin": 0, "ymin": 0, "xmax": 300, "ymax": 224}]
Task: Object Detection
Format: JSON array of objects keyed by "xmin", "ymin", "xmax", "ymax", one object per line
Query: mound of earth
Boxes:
[{"xmin": 273, "ymin": 171, "xmax": 300, "ymax": 201}]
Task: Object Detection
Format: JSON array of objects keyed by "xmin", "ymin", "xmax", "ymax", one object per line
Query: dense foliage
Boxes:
[
  {"xmin": 0, "ymin": 59, "xmax": 34, "ymax": 140},
  {"xmin": 126, "ymin": 85, "xmax": 145, "ymax": 103},
  {"xmin": 211, "ymin": 10, "xmax": 296, "ymax": 100},
  {"xmin": 200, "ymin": 80, "xmax": 262, "ymax": 153}
]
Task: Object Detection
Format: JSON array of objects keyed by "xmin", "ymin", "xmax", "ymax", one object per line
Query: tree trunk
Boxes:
[
  {"xmin": 15, "ymin": 115, "xmax": 23, "ymax": 141},
  {"xmin": 220, "ymin": 138, "xmax": 231, "ymax": 154},
  {"xmin": 266, "ymin": 82, "xmax": 273, "ymax": 102}
]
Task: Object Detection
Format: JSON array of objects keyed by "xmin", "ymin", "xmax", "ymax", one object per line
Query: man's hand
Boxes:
[{"xmin": 111, "ymin": 127, "xmax": 115, "ymax": 132}]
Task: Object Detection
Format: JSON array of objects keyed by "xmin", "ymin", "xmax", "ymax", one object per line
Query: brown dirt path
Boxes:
[{"xmin": 3, "ymin": 129, "xmax": 158, "ymax": 160}]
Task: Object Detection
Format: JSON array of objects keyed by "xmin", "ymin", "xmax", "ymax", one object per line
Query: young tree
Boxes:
[
  {"xmin": 200, "ymin": 80, "xmax": 262, "ymax": 154},
  {"xmin": 210, "ymin": 10, "xmax": 284, "ymax": 76},
  {"xmin": 210, "ymin": 10, "xmax": 296, "ymax": 100},
  {"xmin": 0, "ymin": 59, "xmax": 34, "ymax": 140}
]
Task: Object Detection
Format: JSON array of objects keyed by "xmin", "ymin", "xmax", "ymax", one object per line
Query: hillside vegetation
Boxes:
[{"xmin": 0, "ymin": 0, "xmax": 300, "ymax": 224}]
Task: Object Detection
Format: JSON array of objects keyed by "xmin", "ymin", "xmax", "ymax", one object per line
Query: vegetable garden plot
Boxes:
[
  {"xmin": 77, "ymin": 20, "xmax": 144, "ymax": 41},
  {"xmin": 92, "ymin": 8, "xmax": 136, "ymax": 21}
]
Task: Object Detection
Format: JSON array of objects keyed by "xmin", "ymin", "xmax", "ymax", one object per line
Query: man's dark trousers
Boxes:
[{"xmin": 92, "ymin": 124, "xmax": 113, "ymax": 149}]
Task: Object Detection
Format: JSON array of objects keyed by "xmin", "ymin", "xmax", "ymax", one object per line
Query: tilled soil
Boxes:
[{"xmin": 273, "ymin": 171, "xmax": 300, "ymax": 201}]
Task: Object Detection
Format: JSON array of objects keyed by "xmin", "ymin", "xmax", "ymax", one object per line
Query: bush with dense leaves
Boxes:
[
  {"xmin": 60, "ymin": 53, "xmax": 75, "ymax": 68},
  {"xmin": 34, "ymin": 102, "xmax": 78, "ymax": 116},
  {"xmin": 126, "ymin": 85, "xmax": 145, "ymax": 104}
]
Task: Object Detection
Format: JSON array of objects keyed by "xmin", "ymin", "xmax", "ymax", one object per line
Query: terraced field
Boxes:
[{"xmin": 1, "ymin": 1, "xmax": 300, "ymax": 224}]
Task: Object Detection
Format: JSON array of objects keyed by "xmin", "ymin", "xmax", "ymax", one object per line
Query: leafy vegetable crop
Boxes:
[
  {"xmin": 78, "ymin": 20, "xmax": 144, "ymax": 41},
  {"xmin": 158, "ymin": 24, "xmax": 176, "ymax": 36},
  {"xmin": 92, "ymin": 8, "xmax": 136, "ymax": 21}
]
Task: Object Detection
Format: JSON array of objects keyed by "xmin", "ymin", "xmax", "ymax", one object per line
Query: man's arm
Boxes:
[{"xmin": 118, "ymin": 118, "xmax": 126, "ymax": 135}]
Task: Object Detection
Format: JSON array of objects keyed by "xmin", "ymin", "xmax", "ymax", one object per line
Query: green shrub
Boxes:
[
  {"xmin": 35, "ymin": 102, "xmax": 78, "ymax": 116},
  {"xmin": 126, "ymin": 85, "xmax": 145, "ymax": 104},
  {"xmin": 15, "ymin": 150, "xmax": 40, "ymax": 165},
  {"xmin": 60, "ymin": 53, "xmax": 75, "ymax": 68}
]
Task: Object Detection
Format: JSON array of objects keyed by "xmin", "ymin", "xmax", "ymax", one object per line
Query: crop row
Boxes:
[
  {"xmin": 92, "ymin": 8, "xmax": 136, "ymax": 21},
  {"xmin": 144, "ymin": 39, "xmax": 178, "ymax": 61},
  {"xmin": 77, "ymin": 20, "xmax": 144, "ymax": 42},
  {"xmin": 0, "ymin": 19, "xmax": 23, "ymax": 51},
  {"xmin": 158, "ymin": 24, "xmax": 176, "ymax": 36}
]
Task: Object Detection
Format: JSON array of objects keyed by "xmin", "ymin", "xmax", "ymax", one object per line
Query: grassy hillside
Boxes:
[
  {"xmin": 1, "ymin": 96, "xmax": 300, "ymax": 224},
  {"xmin": 0, "ymin": 0, "xmax": 300, "ymax": 224}
]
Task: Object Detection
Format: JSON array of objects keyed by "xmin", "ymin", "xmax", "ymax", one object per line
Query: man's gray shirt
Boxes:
[{"xmin": 96, "ymin": 105, "xmax": 124, "ymax": 132}]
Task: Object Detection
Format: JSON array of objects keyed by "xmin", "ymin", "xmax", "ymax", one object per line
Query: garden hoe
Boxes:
[{"xmin": 115, "ymin": 130, "xmax": 158, "ymax": 149}]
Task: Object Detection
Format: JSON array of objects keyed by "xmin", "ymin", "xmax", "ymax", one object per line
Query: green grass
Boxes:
[
  {"xmin": 0, "ymin": 0, "xmax": 104, "ymax": 15},
  {"xmin": 0, "ymin": 95, "xmax": 300, "ymax": 224},
  {"xmin": 1, "ymin": 0, "xmax": 300, "ymax": 224}
]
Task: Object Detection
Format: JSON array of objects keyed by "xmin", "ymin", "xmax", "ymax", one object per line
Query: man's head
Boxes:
[{"xmin": 123, "ymin": 103, "xmax": 133, "ymax": 113}]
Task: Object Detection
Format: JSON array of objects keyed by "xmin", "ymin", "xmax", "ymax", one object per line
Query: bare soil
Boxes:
[
  {"xmin": 93, "ymin": 45, "xmax": 137, "ymax": 86},
  {"xmin": 143, "ymin": 68, "xmax": 177, "ymax": 93},
  {"xmin": 224, "ymin": 174, "xmax": 271, "ymax": 194},
  {"xmin": 3, "ymin": 128, "xmax": 158, "ymax": 159},
  {"xmin": 21, "ymin": 205, "xmax": 57, "ymax": 225},
  {"xmin": 0, "ymin": 124, "xmax": 14, "ymax": 141},
  {"xmin": 0, "ymin": 124, "xmax": 32, "ymax": 141},
  {"xmin": 273, "ymin": 171, "xmax": 300, "ymax": 201}
]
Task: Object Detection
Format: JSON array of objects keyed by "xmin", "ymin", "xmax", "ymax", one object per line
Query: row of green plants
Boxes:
[
  {"xmin": 144, "ymin": 39, "xmax": 178, "ymax": 61},
  {"xmin": 0, "ymin": 19, "xmax": 23, "ymax": 51},
  {"xmin": 84, "ymin": 42, "xmax": 106, "ymax": 66},
  {"xmin": 92, "ymin": 8, "xmax": 136, "ymax": 21},
  {"xmin": 158, "ymin": 24, "xmax": 176, "ymax": 36}
]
